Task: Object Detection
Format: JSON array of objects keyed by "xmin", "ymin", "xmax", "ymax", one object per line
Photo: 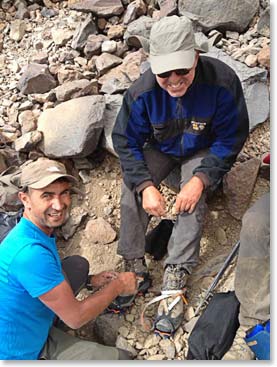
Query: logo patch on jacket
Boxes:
[{"xmin": 191, "ymin": 121, "xmax": 207, "ymax": 131}]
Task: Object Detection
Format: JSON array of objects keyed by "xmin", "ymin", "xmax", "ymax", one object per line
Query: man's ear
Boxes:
[{"xmin": 18, "ymin": 191, "xmax": 30, "ymax": 209}]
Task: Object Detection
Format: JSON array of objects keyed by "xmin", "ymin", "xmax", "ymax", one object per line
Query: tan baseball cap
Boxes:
[
  {"xmin": 149, "ymin": 15, "xmax": 207, "ymax": 75},
  {"xmin": 20, "ymin": 157, "xmax": 78, "ymax": 189}
]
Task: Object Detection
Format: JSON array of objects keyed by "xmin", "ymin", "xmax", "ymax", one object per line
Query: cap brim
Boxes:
[
  {"xmin": 28, "ymin": 173, "xmax": 78, "ymax": 189},
  {"xmin": 150, "ymin": 49, "xmax": 196, "ymax": 75}
]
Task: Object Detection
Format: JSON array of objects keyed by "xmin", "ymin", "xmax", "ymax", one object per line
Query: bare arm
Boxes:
[{"xmin": 39, "ymin": 272, "xmax": 137, "ymax": 329}]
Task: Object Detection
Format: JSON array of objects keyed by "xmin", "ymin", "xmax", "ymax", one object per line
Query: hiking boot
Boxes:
[
  {"xmin": 124, "ymin": 257, "xmax": 151, "ymax": 294},
  {"xmin": 107, "ymin": 257, "xmax": 151, "ymax": 313},
  {"xmin": 154, "ymin": 264, "xmax": 189, "ymax": 336},
  {"xmin": 222, "ymin": 326, "xmax": 255, "ymax": 360}
]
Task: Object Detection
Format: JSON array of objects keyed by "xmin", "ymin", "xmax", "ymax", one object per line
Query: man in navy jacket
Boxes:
[{"xmin": 112, "ymin": 15, "xmax": 249, "ymax": 336}]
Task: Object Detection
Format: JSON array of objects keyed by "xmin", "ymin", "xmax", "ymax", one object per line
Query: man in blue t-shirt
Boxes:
[{"xmin": 0, "ymin": 158, "xmax": 137, "ymax": 360}]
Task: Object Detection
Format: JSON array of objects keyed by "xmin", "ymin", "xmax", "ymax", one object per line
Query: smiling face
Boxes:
[
  {"xmin": 19, "ymin": 179, "xmax": 72, "ymax": 236},
  {"xmin": 155, "ymin": 53, "xmax": 199, "ymax": 98}
]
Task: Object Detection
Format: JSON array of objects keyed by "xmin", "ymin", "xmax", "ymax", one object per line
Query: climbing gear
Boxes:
[
  {"xmin": 194, "ymin": 240, "xmax": 240, "ymax": 316},
  {"xmin": 140, "ymin": 289, "xmax": 188, "ymax": 337},
  {"xmin": 107, "ymin": 272, "xmax": 151, "ymax": 313}
]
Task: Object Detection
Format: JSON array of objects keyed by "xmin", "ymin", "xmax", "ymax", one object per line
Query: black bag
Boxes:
[
  {"xmin": 187, "ymin": 291, "xmax": 240, "ymax": 360},
  {"xmin": 0, "ymin": 208, "xmax": 23, "ymax": 244},
  {"xmin": 145, "ymin": 219, "xmax": 174, "ymax": 260}
]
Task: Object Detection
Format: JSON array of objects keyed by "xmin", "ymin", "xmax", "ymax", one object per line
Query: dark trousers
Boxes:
[{"xmin": 118, "ymin": 146, "xmax": 211, "ymax": 274}]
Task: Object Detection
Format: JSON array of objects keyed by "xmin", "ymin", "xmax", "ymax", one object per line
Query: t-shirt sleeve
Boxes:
[{"xmin": 10, "ymin": 244, "xmax": 65, "ymax": 298}]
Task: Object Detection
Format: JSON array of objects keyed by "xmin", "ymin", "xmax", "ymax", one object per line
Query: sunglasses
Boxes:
[{"xmin": 157, "ymin": 68, "xmax": 192, "ymax": 79}]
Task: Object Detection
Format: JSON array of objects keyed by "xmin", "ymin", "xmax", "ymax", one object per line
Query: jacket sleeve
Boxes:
[
  {"xmin": 193, "ymin": 74, "xmax": 249, "ymax": 189},
  {"xmin": 112, "ymin": 91, "xmax": 153, "ymax": 191}
]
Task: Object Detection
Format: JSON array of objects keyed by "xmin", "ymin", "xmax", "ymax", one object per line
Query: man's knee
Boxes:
[{"xmin": 117, "ymin": 348, "xmax": 134, "ymax": 360}]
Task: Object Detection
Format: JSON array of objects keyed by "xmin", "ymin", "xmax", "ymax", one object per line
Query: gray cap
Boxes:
[
  {"xmin": 149, "ymin": 15, "xmax": 207, "ymax": 75},
  {"xmin": 21, "ymin": 157, "xmax": 78, "ymax": 189}
]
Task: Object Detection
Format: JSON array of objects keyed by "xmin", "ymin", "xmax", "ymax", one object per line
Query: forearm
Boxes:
[{"xmin": 73, "ymin": 278, "xmax": 123, "ymax": 328}]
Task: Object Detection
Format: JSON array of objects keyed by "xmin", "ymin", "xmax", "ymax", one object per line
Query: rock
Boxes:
[
  {"xmin": 9, "ymin": 19, "xmax": 26, "ymax": 41},
  {"xmin": 55, "ymin": 79, "xmax": 91, "ymax": 102},
  {"xmin": 206, "ymin": 46, "xmax": 269, "ymax": 130},
  {"xmin": 257, "ymin": 45, "xmax": 270, "ymax": 69},
  {"xmin": 146, "ymin": 354, "xmax": 166, "ymax": 360},
  {"xmin": 17, "ymin": 63, "xmax": 57, "ymax": 95},
  {"xmin": 107, "ymin": 24, "xmax": 125, "ymax": 40},
  {"xmin": 215, "ymin": 227, "xmax": 227, "ymax": 245},
  {"xmin": 116, "ymin": 335, "xmax": 137, "ymax": 357},
  {"xmin": 101, "ymin": 94, "xmax": 122, "ymax": 154},
  {"xmin": 69, "ymin": 0, "xmax": 124, "ymax": 17},
  {"xmin": 101, "ymin": 40, "xmax": 117, "ymax": 53},
  {"xmin": 37, "ymin": 95, "xmax": 105, "ymax": 158},
  {"xmin": 71, "ymin": 13, "xmax": 97, "ymax": 50},
  {"xmin": 143, "ymin": 334, "xmax": 161, "ymax": 349},
  {"xmin": 179, "ymin": 0, "xmax": 259, "ymax": 33},
  {"xmin": 257, "ymin": 7, "xmax": 270, "ymax": 37},
  {"xmin": 0, "ymin": 152, "xmax": 7, "ymax": 174},
  {"xmin": 95, "ymin": 52, "xmax": 123, "ymax": 76},
  {"xmin": 60, "ymin": 206, "xmax": 88, "ymax": 240},
  {"xmin": 158, "ymin": 0, "xmax": 178, "ymax": 17},
  {"xmin": 51, "ymin": 28, "xmax": 73, "ymax": 46},
  {"xmin": 18, "ymin": 110, "xmax": 37, "ymax": 134},
  {"xmin": 159, "ymin": 339, "xmax": 176, "ymax": 359},
  {"xmin": 14, "ymin": 130, "xmax": 42, "ymax": 152},
  {"xmin": 223, "ymin": 158, "xmax": 261, "ymax": 220},
  {"xmin": 84, "ymin": 217, "xmax": 116, "ymax": 244},
  {"xmin": 84, "ymin": 34, "xmax": 108, "ymax": 58},
  {"xmin": 93, "ymin": 313, "xmax": 125, "ymax": 346}
]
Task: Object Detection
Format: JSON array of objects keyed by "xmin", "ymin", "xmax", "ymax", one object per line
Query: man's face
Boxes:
[
  {"xmin": 155, "ymin": 53, "xmax": 199, "ymax": 97},
  {"xmin": 19, "ymin": 179, "xmax": 72, "ymax": 236}
]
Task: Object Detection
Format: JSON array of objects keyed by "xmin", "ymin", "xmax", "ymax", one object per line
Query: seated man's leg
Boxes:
[
  {"xmin": 62, "ymin": 255, "xmax": 89, "ymax": 296},
  {"xmin": 155, "ymin": 151, "xmax": 209, "ymax": 335},
  {"xmin": 40, "ymin": 326, "xmax": 133, "ymax": 360},
  {"xmin": 224, "ymin": 193, "xmax": 270, "ymax": 360},
  {"xmin": 112, "ymin": 147, "xmax": 177, "ymax": 310}
]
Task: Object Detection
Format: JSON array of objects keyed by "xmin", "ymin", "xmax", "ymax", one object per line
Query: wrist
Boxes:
[
  {"xmin": 111, "ymin": 277, "xmax": 124, "ymax": 295},
  {"xmin": 192, "ymin": 175, "xmax": 204, "ymax": 189}
]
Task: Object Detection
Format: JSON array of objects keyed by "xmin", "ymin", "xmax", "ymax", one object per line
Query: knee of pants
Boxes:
[
  {"xmin": 240, "ymin": 211, "xmax": 269, "ymax": 256},
  {"xmin": 117, "ymin": 348, "xmax": 134, "ymax": 360},
  {"xmin": 62, "ymin": 255, "xmax": 89, "ymax": 275}
]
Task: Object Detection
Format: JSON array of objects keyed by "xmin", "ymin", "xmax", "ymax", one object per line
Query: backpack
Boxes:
[
  {"xmin": 145, "ymin": 219, "xmax": 174, "ymax": 260},
  {"xmin": 0, "ymin": 166, "xmax": 23, "ymax": 211},
  {"xmin": 187, "ymin": 291, "xmax": 240, "ymax": 360},
  {"xmin": 0, "ymin": 208, "xmax": 23, "ymax": 243}
]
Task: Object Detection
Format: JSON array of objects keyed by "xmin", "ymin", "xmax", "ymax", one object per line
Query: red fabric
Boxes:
[{"xmin": 263, "ymin": 153, "xmax": 270, "ymax": 165}]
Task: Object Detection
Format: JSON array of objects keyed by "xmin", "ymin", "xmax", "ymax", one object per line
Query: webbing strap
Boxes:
[{"xmin": 140, "ymin": 289, "xmax": 188, "ymax": 331}]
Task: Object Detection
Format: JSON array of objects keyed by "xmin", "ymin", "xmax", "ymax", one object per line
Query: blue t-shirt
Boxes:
[{"xmin": 0, "ymin": 218, "xmax": 64, "ymax": 360}]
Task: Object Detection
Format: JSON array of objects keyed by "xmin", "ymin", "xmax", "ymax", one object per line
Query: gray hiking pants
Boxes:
[
  {"xmin": 39, "ymin": 255, "xmax": 126, "ymax": 360},
  {"xmin": 235, "ymin": 193, "xmax": 270, "ymax": 327},
  {"xmin": 118, "ymin": 146, "xmax": 210, "ymax": 274}
]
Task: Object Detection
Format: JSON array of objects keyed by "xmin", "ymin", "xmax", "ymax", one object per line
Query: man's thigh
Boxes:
[
  {"xmin": 40, "ymin": 326, "xmax": 119, "ymax": 360},
  {"xmin": 143, "ymin": 145, "xmax": 178, "ymax": 185}
]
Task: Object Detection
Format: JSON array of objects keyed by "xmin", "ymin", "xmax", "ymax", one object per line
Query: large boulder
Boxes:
[
  {"xmin": 178, "ymin": 0, "xmax": 260, "ymax": 33},
  {"xmin": 37, "ymin": 96, "xmax": 106, "ymax": 158}
]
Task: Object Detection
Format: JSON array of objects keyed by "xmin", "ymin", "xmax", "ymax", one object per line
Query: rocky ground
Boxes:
[{"xmin": 0, "ymin": 0, "xmax": 270, "ymax": 361}]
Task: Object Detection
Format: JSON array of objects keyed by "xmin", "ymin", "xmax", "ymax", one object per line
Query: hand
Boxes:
[
  {"xmin": 90, "ymin": 271, "xmax": 118, "ymax": 288},
  {"xmin": 175, "ymin": 176, "xmax": 204, "ymax": 214},
  {"xmin": 142, "ymin": 186, "xmax": 166, "ymax": 217},
  {"xmin": 116, "ymin": 272, "xmax": 137, "ymax": 296}
]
